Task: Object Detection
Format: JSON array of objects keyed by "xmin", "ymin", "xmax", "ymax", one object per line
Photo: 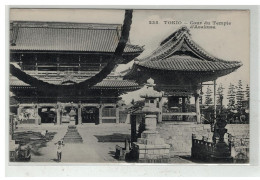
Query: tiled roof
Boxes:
[
  {"xmin": 140, "ymin": 55, "xmax": 241, "ymax": 71},
  {"xmin": 10, "ymin": 75, "xmax": 139, "ymax": 90},
  {"xmin": 10, "ymin": 96, "xmax": 19, "ymax": 106},
  {"xmin": 137, "ymin": 26, "xmax": 242, "ymax": 71},
  {"xmin": 92, "ymin": 80, "xmax": 139, "ymax": 89},
  {"xmin": 10, "ymin": 21, "xmax": 144, "ymax": 53}
]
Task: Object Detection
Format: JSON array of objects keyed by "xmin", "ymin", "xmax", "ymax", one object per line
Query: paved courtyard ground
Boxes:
[{"xmin": 13, "ymin": 123, "xmax": 192, "ymax": 164}]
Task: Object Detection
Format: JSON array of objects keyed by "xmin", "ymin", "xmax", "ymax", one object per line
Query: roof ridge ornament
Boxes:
[
  {"xmin": 140, "ymin": 78, "xmax": 163, "ymax": 99},
  {"xmin": 160, "ymin": 25, "xmax": 191, "ymax": 46}
]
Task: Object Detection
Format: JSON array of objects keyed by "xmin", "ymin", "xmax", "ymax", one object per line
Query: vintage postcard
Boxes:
[{"xmin": 8, "ymin": 8, "xmax": 250, "ymax": 165}]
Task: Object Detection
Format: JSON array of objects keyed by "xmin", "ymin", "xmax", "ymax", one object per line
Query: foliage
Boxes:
[
  {"xmin": 227, "ymin": 83, "xmax": 236, "ymax": 110},
  {"xmin": 216, "ymin": 83, "xmax": 224, "ymax": 105},
  {"xmin": 236, "ymin": 80, "xmax": 244, "ymax": 111},
  {"xmin": 128, "ymin": 99, "xmax": 145, "ymax": 112},
  {"xmin": 245, "ymin": 84, "xmax": 250, "ymax": 101},
  {"xmin": 204, "ymin": 86, "xmax": 213, "ymax": 105}
]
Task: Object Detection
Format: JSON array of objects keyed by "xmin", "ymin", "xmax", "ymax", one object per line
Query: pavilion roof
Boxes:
[
  {"xmin": 10, "ymin": 21, "xmax": 144, "ymax": 53},
  {"xmin": 135, "ymin": 26, "xmax": 242, "ymax": 72},
  {"xmin": 140, "ymin": 55, "xmax": 241, "ymax": 71}
]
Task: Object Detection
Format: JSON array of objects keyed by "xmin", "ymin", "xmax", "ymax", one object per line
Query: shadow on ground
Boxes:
[
  {"xmin": 108, "ymin": 151, "xmax": 117, "ymax": 159},
  {"xmin": 94, "ymin": 133, "xmax": 130, "ymax": 142},
  {"xmin": 179, "ymin": 155, "xmax": 206, "ymax": 163},
  {"xmin": 13, "ymin": 131, "xmax": 57, "ymax": 156},
  {"xmin": 50, "ymin": 158, "xmax": 60, "ymax": 162},
  {"xmin": 179, "ymin": 155, "xmax": 248, "ymax": 163}
]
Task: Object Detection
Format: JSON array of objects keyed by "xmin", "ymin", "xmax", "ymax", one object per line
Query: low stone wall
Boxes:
[{"xmin": 156, "ymin": 123, "xmax": 249, "ymax": 157}]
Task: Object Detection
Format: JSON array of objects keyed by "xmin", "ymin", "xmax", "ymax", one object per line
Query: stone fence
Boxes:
[{"xmin": 157, "ymin": 123, "xmax": 249, "ymax": 160}]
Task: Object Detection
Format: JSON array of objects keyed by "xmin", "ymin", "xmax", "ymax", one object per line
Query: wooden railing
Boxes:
[
  {"xmin": 102, "ymin": 108, "xmax": 116, "ymax": 117},
  {"xmin": 191, "ymin": 134, "xmax": 232, "ymax": 162},
  {"xmin": 162, "ymin": 112, "xmax": 197, "ymax": 122},
  {"xmin": 191, "ymin": 134, "xmax": 216, "ymax": 161}
]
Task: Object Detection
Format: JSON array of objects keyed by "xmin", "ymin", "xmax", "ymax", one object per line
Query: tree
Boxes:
[
  {"xmin": 245, "ymin": 84, "xmax": 250, "ymax": 101},
  {"xmin": 217, "ymin": 83, "xmax": 224, "ymax": 105},
  {"xmin": 204, "ymin": 86, "xmax": 213, "ymax": 105},
  {"xmin": 227, "ymin": 83, "xmax": 236, "ymax": 110},
  {"xmin": 236, "ymin": 80, "xmax": 245, "ymax": 112}
]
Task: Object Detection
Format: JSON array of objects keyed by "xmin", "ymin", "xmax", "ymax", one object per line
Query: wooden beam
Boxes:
[{"xmin": 162, "ymin": 112, "xmax": 196, "ymax": 116}]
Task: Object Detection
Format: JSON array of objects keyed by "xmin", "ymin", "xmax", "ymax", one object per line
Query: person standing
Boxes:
[{"xmin": 55, "ymin": 140, "xmax": 64, "ymax": 162}]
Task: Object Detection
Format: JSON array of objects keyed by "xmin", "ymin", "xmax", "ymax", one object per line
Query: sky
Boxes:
[{"xmin": 9, "ymin": 9, "xmax": 250, "ymax": 105}]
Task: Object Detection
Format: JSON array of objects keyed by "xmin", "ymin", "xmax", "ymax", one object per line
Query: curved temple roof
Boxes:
[
  {"xmin": 10, "ymin": 21, "xmax": 144, "ymax": 54},
  {"xmin": 125, "ymin": 26, "xmax": 242, "ymax": 83}
]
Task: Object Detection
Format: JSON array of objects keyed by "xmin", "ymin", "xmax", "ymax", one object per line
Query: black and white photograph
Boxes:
[{"xmin": 8, "ymin": 8, "xmax": 250, "ymax": 165}]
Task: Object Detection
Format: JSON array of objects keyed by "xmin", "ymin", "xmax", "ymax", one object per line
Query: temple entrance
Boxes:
[
  {"xmin": 82, "ymin": 106, "xmax": 99, "ymax": 124},
  {"xmin": 19, "ymin": 106, "xmax": 38, "ymax": 124},
  {"xmin": 39, "ymin": 107, "xmax": 56, "ymax": 123},
  {"xmin": 61, "ymin": 106, "xmax": 78, "ymax": 125}
]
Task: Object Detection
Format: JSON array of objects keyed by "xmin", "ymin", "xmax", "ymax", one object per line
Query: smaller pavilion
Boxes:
[{"xmin": 124, "ymin": 26, "xmax": 242, "ymax": 123}]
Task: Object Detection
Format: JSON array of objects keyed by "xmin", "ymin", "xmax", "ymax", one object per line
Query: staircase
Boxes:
[{"xmin": 63, "ymin": 125, "xmax": 83, "ymax": 143}]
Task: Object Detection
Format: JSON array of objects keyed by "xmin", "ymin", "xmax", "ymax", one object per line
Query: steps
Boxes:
[{"xmin": 63, "ymin": 125, "xmax": 83, "ymax": 143}]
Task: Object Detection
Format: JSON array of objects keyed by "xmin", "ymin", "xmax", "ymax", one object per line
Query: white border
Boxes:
[{"xmin": 3, "ymin": 5, "xmax": 260, "ymax": 177}]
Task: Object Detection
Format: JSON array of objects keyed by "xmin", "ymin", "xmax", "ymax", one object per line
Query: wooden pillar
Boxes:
[
  {"xmin": 37, "ymin": 105, "xmax": 42, "ymax": 125},
  {"xmin": 194, "ymin": 89, "xmax": 201, "ymax": 124},
  {"xmin": 182, "ymin": 97, "xmax": 186, "ymax": 121},
  {"xmin": 182, "ymin": 97, "xmax": 186, "ymax": 112},
  {"xmin": 213, "ymin": 80, "xmax": 217, "ymax": 119},
  {"xmin": 99, "ymin": 105, "xmax": 103, "ymax": 124},
  {"xmin": 56, "ymin": 103, "xmax": 61, "ymax": 125},
  {"xmin": 116, "ymin": 106, "xmax": 119, "ymax": 124},
  {"xmin": 168, "ymin": 96, "xmax": 173, "ymax": 109},
  {"xmin": 99, "ymin": 56, "xmax": 102, "ymax": 71},
  {"xmin": 17, "ymin": 105, "xmax": 22, "ymax": 118},
  {"xmin": 35, "ymin": 55, "xmax": 38, "ymax": 75},
  {"xmin": 78, "ymin": 104, "xmax": 82, "ymax": 125},
  {"xmin": 57, "ymin": 56, "xmax": 60, "ymax": 73},
  {"xmin": 34, "ymin": 105, "xmax": 39, "ymax": 125},
  {"xmin": 158, "ymin": 97, "xmax": 163, "ymax": 123},
  {"xmin": 130, "ymin": 114, "xmax": 137, "ymax": 145},
  {"xmin": 19, "ymin": 54, "xmax": 23, "ymax": 70}
]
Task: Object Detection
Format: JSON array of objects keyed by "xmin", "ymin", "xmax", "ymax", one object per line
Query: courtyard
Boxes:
[{"xmin": 12, "ymin": 123, "xmax": 192, "ymax": 163}]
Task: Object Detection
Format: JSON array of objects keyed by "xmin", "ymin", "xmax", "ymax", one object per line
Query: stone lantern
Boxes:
[
  {"xmin": 212, "ymin": 95, "xmax": 233, "ymax": 163},
  {"xmin": 140, "ymin": 78, "xmax": 162, "ymax": 131},
  {"xmin": 132, "ymin": 78, "xmax": 170, "ymax": 163}
]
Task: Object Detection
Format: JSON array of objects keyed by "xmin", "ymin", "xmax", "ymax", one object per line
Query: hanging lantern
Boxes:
[{"xmin": 69, "ymin": 108, "xmax": 76, "ymax": 116}]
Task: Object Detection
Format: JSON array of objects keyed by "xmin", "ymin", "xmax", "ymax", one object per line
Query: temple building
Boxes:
[
  {"xmin": 124, "ymin": 26, "xmax": 242, "ymax": 123},
  {"xmin": 9, "ymin": 21, "xmax": 144, "ymax": 125}
]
